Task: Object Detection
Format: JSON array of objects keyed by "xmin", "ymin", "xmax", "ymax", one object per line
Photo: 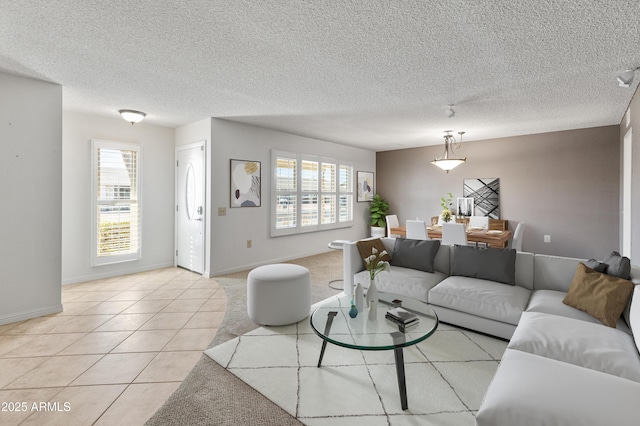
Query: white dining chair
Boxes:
[
  {"xmin": 442, "ymin": 222, "xmax": 468, "ymax": 246},
  {"xmin": 468, "ymin": 216, "xmax": 489, "ymax": 229},
  {"xmin": 406, "ymin": 220, "xmax": 428, "ymax": 240},
  {"xmin": 386, "ymin": 214, "xmax": 401, "ymax": 238},
  {"xmin": 511, "ymin": 222, "xmax": 525, "ymax": 251}
]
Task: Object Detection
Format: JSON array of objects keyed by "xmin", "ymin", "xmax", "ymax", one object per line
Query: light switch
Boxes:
[{"xmin": 218, "ymin": 207, "xmax": 226, "ymax": 216}]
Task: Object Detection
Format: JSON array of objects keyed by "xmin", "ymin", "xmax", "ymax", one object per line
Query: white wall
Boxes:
[
  {"xmin": 62, "ymin": 112, "xmax": 176, "ymax": 284},
  {"xmin": 208, "ymin": 118, "xmax": 376, "ymax": 275},
  {"xmin": 0, "ymin": 72, "xmax": 63, "ymax": 324}
]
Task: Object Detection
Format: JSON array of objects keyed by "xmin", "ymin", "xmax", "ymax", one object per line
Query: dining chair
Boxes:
[
  {"xmin": 442, "ymin": 222, "xmax": 468, "ymax": 246},
  {"xmin": 406, "ymin": 220, "xmax": 428, "ymax": 240},
  {"xmin": 386, "ymin": 214, "xmax": 401, "ymax": 238},
  {"xmin": 468, "ymin": 216, "xmax": 489, "ymax": 229},
  {"xmin": 510, "ymin": 222, "xmax": 525, "ymax": 251}
]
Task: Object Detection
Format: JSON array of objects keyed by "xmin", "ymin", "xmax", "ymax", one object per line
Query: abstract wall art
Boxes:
[
  {"xmin": 463, "ymin": 178, "xmax": 500, "ymax": 218},
  {"xmin": 357, "ymin": 171, "xmax": 374, "ymax": 202},
  {"xmin": 231, "ymin": 159, "xmax": 261, "ymax": 207}
]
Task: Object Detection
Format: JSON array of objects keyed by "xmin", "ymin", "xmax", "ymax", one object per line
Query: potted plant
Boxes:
[
  {"xmin": 369, "ymin": 194, "xmax": 390, "ymax": 237},
  {"xmin": 440, "ymin": 192, "xmax": 454, "ymax": 223}
]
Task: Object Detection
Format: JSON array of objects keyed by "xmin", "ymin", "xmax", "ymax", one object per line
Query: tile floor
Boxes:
[{"xmin": 0, "ymin": 267, "xmax": 227, "ymax": 426}]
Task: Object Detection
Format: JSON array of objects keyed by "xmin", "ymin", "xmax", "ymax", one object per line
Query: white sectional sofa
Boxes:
[{"xmin": 343, "ymin": 237, "xmax": 640, "ymax": 425}]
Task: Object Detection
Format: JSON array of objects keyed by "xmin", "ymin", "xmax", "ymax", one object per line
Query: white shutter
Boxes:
[{"xmin": 92, "ymin": 140, "xmax": 142, "ymax": 265}]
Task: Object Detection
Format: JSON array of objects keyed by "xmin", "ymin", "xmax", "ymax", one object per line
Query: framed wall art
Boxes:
[
  {"xmin": 230, "ymin": 159, "xmax": 261, "ymax": 207},
  {"xmin": 357, "ymin": 171, "xmax": 374, "ymax": 202},
  {"xmin": 456, "ymin": 197, "xmax": 474, "ymax": 217},
  {"xmin": 463, "ymin": 178, "xmax": 500, "ymax": 218}
]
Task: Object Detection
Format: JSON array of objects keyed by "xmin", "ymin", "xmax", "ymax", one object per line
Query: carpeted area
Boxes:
[
  {"xmin": 146, "ymin": 251, "xmax": 341, "ymax": 426},
  {"xmin": 205, "ymin": 305, "xmax": 507, "ymax": 425}
]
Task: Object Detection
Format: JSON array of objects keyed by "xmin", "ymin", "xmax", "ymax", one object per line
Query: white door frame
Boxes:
[
  {"xmin": 623, "ymin": 128, "xmax": 632, "ymax": 257},
  {"xmin": 175, "ymin": 141, "xmax": 207, "ymax": 274}
]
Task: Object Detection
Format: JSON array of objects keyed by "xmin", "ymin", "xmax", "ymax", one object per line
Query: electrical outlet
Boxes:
[
  {"xmin": 246, "ymin": 240, "xmax": 252, "ymax": 248},
  {"xmin": 544, "ymin": 235, "xmax": 551, "ymax": 243},
  {"xmin": 218, "ymin": 207, "xmax": 226, "ymax": 216}
]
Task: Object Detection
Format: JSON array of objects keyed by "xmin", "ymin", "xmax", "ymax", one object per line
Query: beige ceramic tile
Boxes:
[
  {"xmin": 111, "ymin": 329, "xmax": 178, "ymax": 353},
  {"xmin": 58, "ymin": 332, "xmax": 133, "ymax": 355},
  {"xmin": 144, "ymin": 288, "xmax": 187, "ymax": 300},
  {"xmin": 163, "ymin": 328, "xmax": 217, "ymax": 351},
  {"xmin": 121, "ymin": 300, "xmax": 171, "ymax": 314},
  {"xmin": 0, "ymin": 388, "xmax": 64, "ymax": 426},
  {"xmin": 135, "ymin": 351, "xmax": 203, "ymax": 383},
  {"xmin": 3, "ymin": 316, "xmax": 72, "ymax": 335},
  {"xmin": 0, "ymin": 357, "xmax": 48, "ymax": 388},
  {"xmin": 7, "ymin": 355, "xmax": 102, "ymax": 389},
  {"xmin": 20, "ymin": 384, "xmax": 126, "ymax": 426},
  {"xmin": 56, "ymin": 301, "xmax": 101, "ymax": 316},
  {"xmin": 127, "ymin": 280, "xmax": 167, "ymax": 291},
  {"xmin": 139, "ymin": 313, "xmax": 194, "ymax": 330},
  {"xmin": 47, "ymin": 315, "xmax": 114, "ymax": 333},
  {"xmin": 93, "ymin": 313, "xmax": 154, "ymax": 332},
  {"xmin": 94, "ymin": 382, "xmax": 181, "ymax": 426},
  {"xmin": 160, "ymin": 298, "xmax": 207, "ymax": 313},
  {"xmin": 71, "ymin": 352, "xmax": 157, "ymax": 385},
  {"xmin": 177, "ymin": 288, "xmax": 218, "ymax": 299},
  {"xmin": 69, "ymin": 291, "xmax": 122, "ymax": 302},
  {"xmin": 184, "ymin": 311, "xmax": 225, "ymax": 329},
  {"xmin": 159, "ymin": 280, "xmax": 194, "ymax": 290},
  {"xmin": 80, "ymin": 301, "xmax": 137, "ymax": 315},
  {"xmin": 3, "ymin": 334, "xmax": 85, "ymax": 358},
  {"xmin": 0, "ymin": 335, "xmax": 39, "ymax": 357},
  {"xmin": 108, "ymin": 290, "xmax": 152, "ymax": 301}
]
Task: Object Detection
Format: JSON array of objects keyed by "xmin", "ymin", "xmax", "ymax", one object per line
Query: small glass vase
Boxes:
[{"xmin": 349, "ymin": 297, "xmax": 358, "ymax": 318}]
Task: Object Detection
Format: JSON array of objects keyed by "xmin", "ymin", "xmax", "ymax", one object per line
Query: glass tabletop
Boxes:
[{"xmin": 310, "ymin": 292, "xmax": 438, "ymax": 351}]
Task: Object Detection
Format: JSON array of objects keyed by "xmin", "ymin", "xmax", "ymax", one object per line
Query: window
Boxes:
[
  {"xmin": 272, "ymin": 150, "xmax": 353, "ymax": 236},
  {"xmin": 91, "ymin": 139, "xmax": 141, "ymax": 265}
]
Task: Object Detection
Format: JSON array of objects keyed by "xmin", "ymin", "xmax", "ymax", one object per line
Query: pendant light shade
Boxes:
[{"xmin": 431, "ymin": 131, "xmax": 466, "ymax": 173}]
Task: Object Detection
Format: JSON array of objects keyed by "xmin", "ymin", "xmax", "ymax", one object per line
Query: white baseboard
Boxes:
[
  {"xmin": 61, "ymin": 261, "xmax": 175, "ymax": 285},
  {"xmin": 0, "ymin": 304, "xmax": 63, "ymax": 326},
  {"xmin": 211, "ymin": 248, "xmax": 330, "ymax": 276}
]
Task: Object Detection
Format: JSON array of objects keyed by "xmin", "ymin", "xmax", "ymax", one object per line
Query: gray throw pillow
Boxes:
[
  {"xmin": 583, "ymin": 259, "xmax": 607, "ymax": 273},
  {"xmin": 451, "ymin": 245, "xmax": 517, "ymax": 285},
  {"xmin": 390, "ymin": 238, "xmax": 441, "ymax": 273},
  {"xmin": 604, "ymin": 251, "xmax": 631, "ymax": 280}
]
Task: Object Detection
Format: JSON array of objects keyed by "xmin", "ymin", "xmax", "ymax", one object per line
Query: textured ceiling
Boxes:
[{"xmin": 2, "ymin": 1, "xmax": 639, "ymax": 151}]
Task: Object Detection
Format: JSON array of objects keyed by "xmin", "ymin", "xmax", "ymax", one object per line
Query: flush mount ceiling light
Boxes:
[
  {"xmin": 445, "ymin": 104, "xmax": 455, "ymax": 118},
  {"xmin": 431, "ymin": 131, "xmax": 466, "ymax": 173},
  {"xmin": 617, "ymin": 67, "xmax": 640, "ymax": 87},
  {"xmin": 119, "ymin": 109, "xmax": 146, "ymax": 125}
]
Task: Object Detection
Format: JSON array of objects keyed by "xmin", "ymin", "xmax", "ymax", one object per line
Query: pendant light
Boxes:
[{"xmin": 431, "ymin": 131, "xmax": 466, "ymax": 173}]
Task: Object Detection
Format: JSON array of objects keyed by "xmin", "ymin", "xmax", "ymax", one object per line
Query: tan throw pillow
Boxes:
[
  {"xmin": 563, "ymin": 263, "xmax": 634, "ymax": 327},
  {"xmin": 355, "ymin": 238, "xmax": 391, "ymax": 269}
]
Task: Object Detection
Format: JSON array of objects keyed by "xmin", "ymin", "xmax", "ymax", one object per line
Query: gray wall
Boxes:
[
  {"xmin": 377, "ymin": 126, "xmax": 620, "ymax": 260},
  {"xmin": 0, "ymin": 72, "xmax": 63, "ymax": 324}
]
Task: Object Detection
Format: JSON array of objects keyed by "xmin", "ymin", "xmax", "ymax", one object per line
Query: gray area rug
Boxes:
[{"xmin": 146, "ymin": 253, "xmax": 340, "ymax": 426}]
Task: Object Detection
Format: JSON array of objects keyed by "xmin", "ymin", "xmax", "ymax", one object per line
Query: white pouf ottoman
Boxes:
[{"xmin": 247, "ymin": 263, "xmax": 311, "ymax": 326}]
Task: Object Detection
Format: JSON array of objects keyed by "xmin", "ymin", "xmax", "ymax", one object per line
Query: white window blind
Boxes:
[
  {"xmin": 272, "ymin": 150, "xmax": 353, "ymax": 236},
  {"xmin": 91, "ymin": 139, "xmax": 142, "ymax": 265}
]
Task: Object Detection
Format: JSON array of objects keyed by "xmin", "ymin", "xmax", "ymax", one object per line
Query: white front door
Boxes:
[{"xmin": 176, "ymin": 143, "xmax": 205, "ymax": 274}]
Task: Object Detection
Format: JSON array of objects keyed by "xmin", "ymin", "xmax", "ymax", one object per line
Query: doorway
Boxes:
[{"xmin": 176, "ymin": 142, "xmax": 206, "ymax": 274}]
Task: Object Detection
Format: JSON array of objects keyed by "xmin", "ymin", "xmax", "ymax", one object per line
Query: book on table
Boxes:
[{"xmin": 386, "ymin": 307, "xmax": 418, "ymax": 324}]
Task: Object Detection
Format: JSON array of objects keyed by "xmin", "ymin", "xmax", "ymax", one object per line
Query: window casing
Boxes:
[
  {"xmin": 91, "ymin": 139, "xmax": 142, "ymax": 265},
  {"xmin": 272, "ymin": 150, "xmax": 353, "ymax": 236}
]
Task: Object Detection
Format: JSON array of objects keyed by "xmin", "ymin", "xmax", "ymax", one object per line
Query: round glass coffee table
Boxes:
[{"xmin": 310, "ymin": 292, "xmax": 438, "ymax": 410}]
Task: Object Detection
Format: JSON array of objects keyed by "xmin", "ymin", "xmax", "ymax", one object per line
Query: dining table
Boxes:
[{"xmin": 390, "ymin": 225, "xmax": 513, "ymax": 248}]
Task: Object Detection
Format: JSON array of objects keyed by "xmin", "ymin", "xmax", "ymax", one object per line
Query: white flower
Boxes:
[{"xmin": 371, "ymin": 247, "xmax": 378, "ymax": 255}]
